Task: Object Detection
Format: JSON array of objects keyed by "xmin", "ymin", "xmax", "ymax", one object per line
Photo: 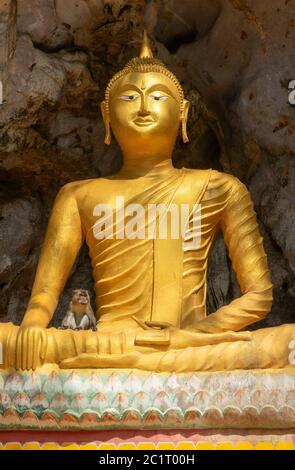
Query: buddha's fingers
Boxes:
[
  {"xmin": 32, "ymin": 332, "xmax": 41, "ymax": 370},
  {"xmin": 97, "ymin": 332, "xmax": 126, "ymax": 354},
  {"xmin": 15, "ymin": 328, "xmax": 30, "ymax": 370},
  {"xmin": 207, "ymin": 331, "xmax": 252, "ymax": 344},
  {"xmin": 170, "ymin": 329, "xmax": 251, "ymax": 349},
  {"xmin": 109, "ymin": 333, "xmax": 123, "ymax": 354},
  {"xmin": 40, "ymin": 329, "xmax": 47, "ymax": 362},
  {"xmin": 15, "ymin": 327, "xmax": 48, "ymax": 370},
  {"xmin": 32, "ymin": 332, "xmax": 42, "ymax": 370},
  {"xmin": 15, "ymin": 331, "xmax": 22, "ymax": 370},
  {"xmin": 59, "ymin": 352, "xmax": 140, "ymax": 369},
  {"xmin": 98, "ymin": 334, "xmax": 110, "ymax": 354},
  {"xmin": 27, "ymin": 329, "xmax": 35, "ymax": 370},
  {"xmin": 22, "ymin": 329, "xmax": 29, "ymax": 371}
]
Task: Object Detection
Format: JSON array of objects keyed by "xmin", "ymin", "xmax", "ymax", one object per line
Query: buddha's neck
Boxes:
[{"xmin": 117, "ymin": 153, "xmax": 178, "ymax": 179}]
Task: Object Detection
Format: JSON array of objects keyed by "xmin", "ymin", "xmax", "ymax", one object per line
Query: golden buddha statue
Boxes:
[{"xmin": 0, "ymin": 32, "xmax": 294, "ymax": 372}]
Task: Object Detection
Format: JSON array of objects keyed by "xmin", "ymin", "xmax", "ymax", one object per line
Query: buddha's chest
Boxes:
[
  {"xmin": 78, "ymin": 172, "xmax": 224, "ymax": 251},
  {"xmin": 79, "ymin": 176, "xmax": 201, "ymax": 239}
]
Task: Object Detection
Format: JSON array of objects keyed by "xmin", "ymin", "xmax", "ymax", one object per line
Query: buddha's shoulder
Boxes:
[
  {"xmin": 184, "ymin": 168, "xmax": 247, "ymax": 193},
  {"xmin": 57, "ymin": 177, "xmax": 115, "ymax": 198},
  {"xmin": 209, "ymin": 169, "xmax": 247, "ymax": 191}
]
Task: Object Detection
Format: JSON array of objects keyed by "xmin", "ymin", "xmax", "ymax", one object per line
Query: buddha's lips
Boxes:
[{"xmin": 133, "ymin": 118, "xmax": 155, "ymax": 126}]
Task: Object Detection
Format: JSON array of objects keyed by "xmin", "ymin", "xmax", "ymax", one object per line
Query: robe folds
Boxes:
[{"xmin": 1, "ymin": 167, "xmax": 287, "ymax": 372}]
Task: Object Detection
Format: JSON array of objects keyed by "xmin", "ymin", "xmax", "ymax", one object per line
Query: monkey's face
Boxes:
[{"xmin": 72, "ymin": 289, "xmax": 89, "ymax": 305}]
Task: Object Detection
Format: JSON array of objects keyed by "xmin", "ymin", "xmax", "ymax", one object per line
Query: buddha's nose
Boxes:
[
  {"xmin": 138, "ymin": 96, "xmax": 150, "ymax": 116},
  {"xmin": 138, "ymin": 107, "xmax": 150, "ymax": 117}
]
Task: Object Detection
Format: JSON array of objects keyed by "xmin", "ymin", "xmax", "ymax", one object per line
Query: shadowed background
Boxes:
[{"xmin": 0, "ymin": 0, "xmax": 294, "ymax": 328}]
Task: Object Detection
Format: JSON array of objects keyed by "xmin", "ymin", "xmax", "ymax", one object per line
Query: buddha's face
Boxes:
[{"xmin": 102, "ymin": 71, "xmax": 189, "ymax": 157}]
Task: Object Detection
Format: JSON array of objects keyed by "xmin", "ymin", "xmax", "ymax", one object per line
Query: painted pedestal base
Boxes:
[{"xmin": 0, "ymin": 368, "xmax": 295, "ymax": 449}]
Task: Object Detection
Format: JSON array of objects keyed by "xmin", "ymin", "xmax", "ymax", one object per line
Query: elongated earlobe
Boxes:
[
  {"xmin": 104, "ymin": 120, "xmax": 111, "ymax": 145},
  {"xmin": 181, "ymin": 99, "xmax": 190, "ymax": 144},
  {"xmin": 182, "ymin": 119, "xmax": 189, "ymax": 144},
  {"xmin": 100, "ymin": 101, "xmax": 111, "ymax": 145}
]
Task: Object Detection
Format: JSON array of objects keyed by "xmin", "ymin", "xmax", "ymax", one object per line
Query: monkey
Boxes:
[{"xmin": 60, "ymin": 289, "xmax": 97, "ymax": 331}]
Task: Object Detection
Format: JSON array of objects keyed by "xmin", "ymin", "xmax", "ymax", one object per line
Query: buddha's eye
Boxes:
[
  {"xmin": 118, "ymin": 94, "xmax": 140, "ymax": 101},
  {"xmin": 149, "ymin": 95, "xmax": 168, "ymax": 102}
]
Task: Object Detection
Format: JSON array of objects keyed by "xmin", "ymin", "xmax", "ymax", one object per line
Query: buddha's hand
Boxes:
[{"xmin": 15, "ymin": 325, "xmax": 48, "ymax": 370}]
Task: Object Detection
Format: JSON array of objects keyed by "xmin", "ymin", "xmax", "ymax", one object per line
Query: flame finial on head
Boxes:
[
  {"xmin": 104, "ymin": 30, "xmax": 185, "ymax": 116},
  {"xmin": 139, "ymin": 30, "xmax": 153, "ymax": 58}
]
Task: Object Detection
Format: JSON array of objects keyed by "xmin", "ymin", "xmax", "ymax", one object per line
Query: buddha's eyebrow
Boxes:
[
  {"xmin": 147, "ymin": 84, "xmax": 179, "ymax": 101},
  {"xmin": 115, "ymin": 84, "xmax": 141, "ymax": 95}
]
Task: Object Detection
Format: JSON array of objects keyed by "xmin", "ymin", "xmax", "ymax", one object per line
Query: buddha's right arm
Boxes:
[
  {"xmin": 21, "ymin": 183, "xmax": 84, "ymax": 328},
  {"xmin": 194, "ymin": 175, "xmax": 273, "ymax": 333}
]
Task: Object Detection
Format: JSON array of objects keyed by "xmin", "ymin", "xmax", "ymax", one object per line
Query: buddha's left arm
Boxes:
[
  {"xmin": 21, "ymin": 183, "xmax": 84, "ymax": 328},
  {"xmin": 194, "ymin": 176, "xmax": 273, "ymax": 333}
]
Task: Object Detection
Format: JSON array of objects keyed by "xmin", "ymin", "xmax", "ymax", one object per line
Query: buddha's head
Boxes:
[{"xmin": 101, "ymin": 31, "xmax": 190, "ymax": 158}]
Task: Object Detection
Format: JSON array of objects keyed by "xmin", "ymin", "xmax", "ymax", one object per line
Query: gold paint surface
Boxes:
[{"xmin": 1, "ymin": 32, "xmax": 293, "ymax": 374}]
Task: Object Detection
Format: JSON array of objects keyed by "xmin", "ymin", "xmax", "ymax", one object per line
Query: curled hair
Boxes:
[{"xmin": 104, "ymin": 57, "xmax": 184, "ymax": 114}]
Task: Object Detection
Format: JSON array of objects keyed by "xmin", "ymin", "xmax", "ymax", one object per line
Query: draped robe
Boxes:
[
  {"xmin": 87, "ymin": 167, "xmax": 273, "ymax": 332},
  {"xmin": 1, "ymin": 166, "xmax": 294, "ymax": 372}
]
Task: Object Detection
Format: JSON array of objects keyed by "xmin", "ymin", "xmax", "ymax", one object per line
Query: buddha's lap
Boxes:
[{"xmin": 1, "ymin": 321, "xmax": 295, "ymax": 360}]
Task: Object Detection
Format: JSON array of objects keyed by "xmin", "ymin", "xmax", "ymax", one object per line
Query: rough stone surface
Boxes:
[{"xmin": 0, "ymin": 0, "xmax": 294, "ymax": 326}]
